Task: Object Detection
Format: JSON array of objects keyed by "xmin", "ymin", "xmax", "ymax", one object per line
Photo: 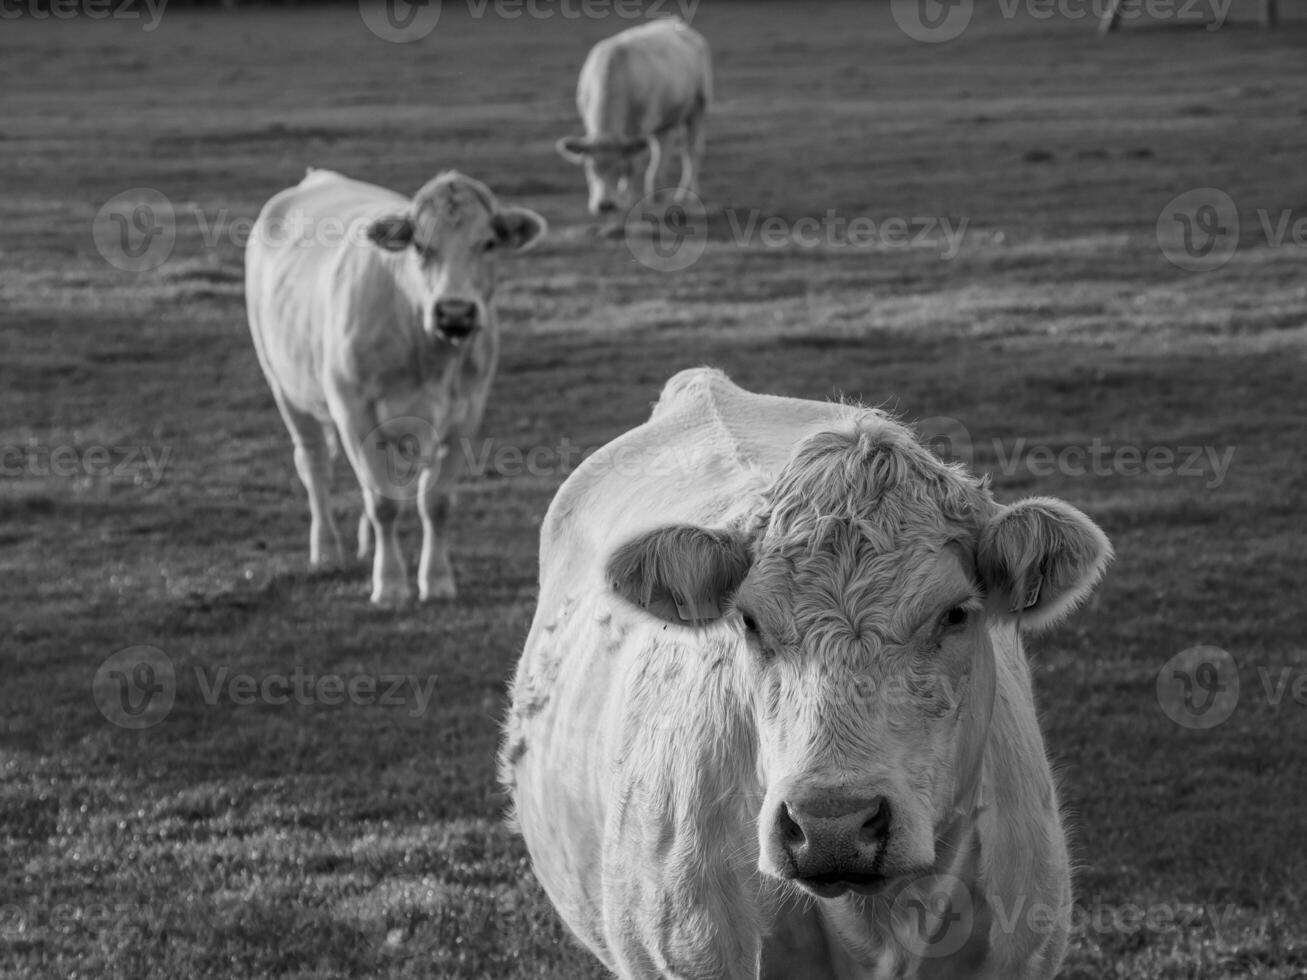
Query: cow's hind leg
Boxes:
[
  {"xmin": 676, "ymin": 110, "xmax": 705, "ymax": 202},
  {"xmin": 641, "ymin": 134, "xmax": 663, "ymax": 201},
  {"xmin": 280, "ymin": 400, "xmax": 344, "ymax": 568}
]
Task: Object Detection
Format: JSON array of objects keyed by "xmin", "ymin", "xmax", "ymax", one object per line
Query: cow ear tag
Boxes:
[{"xmin": 1010, "ymin": 566, "xmax": 1044, "ymax": 614}]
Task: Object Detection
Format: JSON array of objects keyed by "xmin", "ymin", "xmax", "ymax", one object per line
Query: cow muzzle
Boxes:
[
  {"xmin": 770, "ymin": 794, "xmax": 892, "ymax": 898},
  {"xmin": 433, "ymin": 299, "xmax": 480, "ymax": 342}
]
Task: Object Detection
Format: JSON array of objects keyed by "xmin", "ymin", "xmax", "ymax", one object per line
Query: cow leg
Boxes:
[
  {"xmin": 278, "ymin": 400, "xmax": 344, "ymax": 568},
  {"xmin": 677, "ymin": 112, "xmax": 705, "ymax": 201},
  {"xmin": 361, "ymin": 487, "xmax": 410, "ymax": 605},
  {"xmin": 416, "ymin": 449, "xmax": 460, "ymax": 602},
  {"xmin": 642, "ymin": 134, "xmax": 663, "ymax": 200},
  {"xmin": 332, "ymin": 412, "xmax": 410, "ymax": 603},
  {"xmin": 356, "ymin": 511, "xmax": 372, "ymax": 560}
]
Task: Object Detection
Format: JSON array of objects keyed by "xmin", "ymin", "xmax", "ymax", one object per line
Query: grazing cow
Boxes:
[
  {"xmin": 245, "ymin": 168, "xmax": 545, "ymax": 605},
  {"xmin": 502, "ymin": 368, "xmax": 1112, "ymax": 979},
  {"xmin": 556, "ymin": 17, "xmax": 712, "ymax": 216}
]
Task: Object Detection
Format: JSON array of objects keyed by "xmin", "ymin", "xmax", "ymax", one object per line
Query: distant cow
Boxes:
[
  {"xmin": 245, "ymin": 169, "xmax": 545, "ymax": 605},
  {"xmin": 556, "ymin": 18, "xmax": 712, "ymax": 216},
  {"xmin": 503, "ymin": 368, "xmax": 1112, "ymax": 978}
]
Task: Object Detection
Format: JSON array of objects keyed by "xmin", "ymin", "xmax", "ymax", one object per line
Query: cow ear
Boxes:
[
  {"xmin": 607, "ymin": 525, "xmax": 752, "ymax": 626},
  {"xmin": 367, "ymin": 214, "xmax": 415, "ymax": 252},
  {"xmin": 556, "ymin": 136, "xmax": 591, "ymax": 162},
  {"xmin": 977, "ymin": 497, "xmax": 1112, "ymax": 633},
  {"xmin": 493, "ymin": 207, "xmax": 547, "ymax": 253}
]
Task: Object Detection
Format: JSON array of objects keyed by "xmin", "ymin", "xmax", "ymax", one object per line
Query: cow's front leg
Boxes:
[
  {"xmin": 642, "ymin": 134, "xmax": 663, "ymax": 200},
  {"xmin": 677, "ymin": 113, "xmax": 705, "ymax": 202},
  {"xmin": 362, "ymin": 488, "xmax": 409, "ymax": 605},
  {"xmin": 417, "ymin": 452, "xmax": 458, "ymax": 602}
]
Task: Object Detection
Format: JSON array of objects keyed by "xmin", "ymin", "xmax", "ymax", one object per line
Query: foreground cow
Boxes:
[
  {"xmin": 245, "ymin": 169, "xmax": 545, "ymax": 604},
  {"xmin": 503, "ymin": 368, "xmax": 1112, "ymax": 979},
  {"xmin": 556, "ymin": 17, "xmax": 712, "ymax": 215}
]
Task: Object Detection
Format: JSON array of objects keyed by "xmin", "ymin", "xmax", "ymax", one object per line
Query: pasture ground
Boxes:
[{"xmin": 2, "ymin": 2, "xmax": 1306, "ymax": 977}]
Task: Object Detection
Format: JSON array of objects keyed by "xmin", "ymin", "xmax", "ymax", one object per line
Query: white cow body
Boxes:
[
  {"xmin": 558, "ymin": 17, "xmax": 712, "ymax": 214},
  {"xmin": 504, "ymin": 369, "xmax": 1111, "ymax": 979},
  {"xmin": 246, "ymin": 168, "xmax": 544, "ymax": 604}
]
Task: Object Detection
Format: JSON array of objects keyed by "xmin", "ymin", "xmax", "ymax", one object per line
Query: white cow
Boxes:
[
  {"xmin": 245, "ymin": 168, "xmax": 545, "ymax": 605},
  {"xmin": 503, "ymin": 368, "xmax": 1112, "ymax": 979},
  {"xmin": 556, "ymin": 17, "xmax": 712, "ymax": 216}
]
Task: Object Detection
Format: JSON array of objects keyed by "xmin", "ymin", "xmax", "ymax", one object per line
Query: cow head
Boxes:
[
  {"xmin": 366, "ymin": 172, "xmax": 546, "ymax": 343},
  {"xmin": 606, "ymin": 421, "xmax": 1111, "ymax": 900},
  {"xmin": 555, "ymin": 135, "xmax": 652, "ymax": 216}
]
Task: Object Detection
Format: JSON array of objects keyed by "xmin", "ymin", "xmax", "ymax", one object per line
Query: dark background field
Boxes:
[{"xmin": 2, "ymin": 1, "xmax": 1306, "ymax": 977}]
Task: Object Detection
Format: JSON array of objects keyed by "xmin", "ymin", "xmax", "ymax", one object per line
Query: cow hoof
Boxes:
[{"xmin": 370, "ymin": 586, "xmax": 413, "ymax": 607}]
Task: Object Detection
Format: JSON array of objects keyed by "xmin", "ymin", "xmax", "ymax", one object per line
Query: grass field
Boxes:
[{"xmin": 2, "ymin": 1, "xmax": 1306, "ymax": 977}]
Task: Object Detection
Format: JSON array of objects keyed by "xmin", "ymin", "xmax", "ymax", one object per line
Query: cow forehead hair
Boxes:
[
  {"xmin": 410, "ymin": 171, "xmax": 498, "ymax": 240},
  {"xmin": 754, "ymin": 416, "xmax": 993, "ymax": 555}
]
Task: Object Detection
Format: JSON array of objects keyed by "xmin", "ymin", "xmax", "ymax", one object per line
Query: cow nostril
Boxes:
[
  {"xmin": 860, "ymin": 798, "xmax": 891, "ymax": 844},
  {"xmin": 778, "ymin": 804, "xmax": 806, "ymax": 847},
  {"xmin": 597, "ymin": 200, "xmax": 617, "ymax": 215}
]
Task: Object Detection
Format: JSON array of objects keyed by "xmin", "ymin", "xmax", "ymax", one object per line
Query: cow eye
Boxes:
[
  {"xmin": 940, "ymin": 607, "xmax": 968, "ymax": 628},
  {"xmin": 740, "ymin": 611, "xmax": 759, "ymax": 633},
  {"xmin": 482, "ymin": 238, "xmax": 498, "ymax": 253}
]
